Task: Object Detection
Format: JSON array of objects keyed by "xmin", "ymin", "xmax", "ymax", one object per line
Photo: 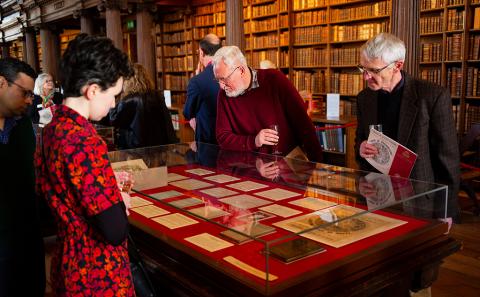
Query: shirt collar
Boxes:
[
  {"xmin": 238, "ymin": 67, "xmax": 259, "ymax": 96},
  {"xmin": 249, "ymin": 67, "xmax": 259, "ymax": 90},
  {"xmin": 0, "ymin": 116, "xmax": 22, "ymax": 145}
]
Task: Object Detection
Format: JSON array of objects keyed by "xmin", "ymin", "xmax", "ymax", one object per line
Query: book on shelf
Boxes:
[
  {"xmin": 446, "ymin": 9, "xmax": 464, "ymax": 31},
  {"xmin": 330, "ymin": 47, "xmax": 360, "ymax": 66},
  {"xmin": 294, "ymin": 10, "xmax": 327, "ymax": 26},
  {"xmin": 446, "ymin": 33, "xmax": 463, "ymax": 61},
  {"xmin": 446, "ymin": 67, "xmax": 462, "ymax": 97},
  {"xmin": 292, "ymin": 0, "xmax": 327, "ymax": 11},
  {"xmin": 330, "ymin": 72, "xmax": 364, "ymax": 95},
  {"xmin": 329, "ymin": 1, "xmax": 390, "ymax": 23},
  {"xmin": 420, "ymin": 42, "xmax": 442, "ymax": 62},
  {"xmin": 420, "ymin": 68, "xmax": 442, "ymax": 85},
  {"xmin": 466, "ymin": 67, "xmax": 480, "ymax": 97},
  {"xmin": 331, "ymin": 21, "xmax": 389, "ymax": 42},
  {"xmin": 421, "ymin": 0, "xmax": 444, "ymax": 10},
  {"xmin": 294, "ymin": 48, "xmax": 328, "ymax": 67},
  {"xmin": 420, "ymin": 14, "xmax": 443, "ymax": 34},
  {"xmin": 294, "ymin": 26, "xmax": 328, "ymax": 44},
  {"xmin": 292, "ymin": 70, "xmax": 326, "ymax": 94},
  {"xmin": 468, "ymin": 35, "xmax": 480, "ymax": 60},
  {"xmin": 474, "ymin": 7, "xmax": 480, "ymax": 30}
]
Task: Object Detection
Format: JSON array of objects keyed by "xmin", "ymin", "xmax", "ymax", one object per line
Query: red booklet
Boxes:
[{"xmin": 366, "ymin": 129, "xmax": 417, "ymax": 178}]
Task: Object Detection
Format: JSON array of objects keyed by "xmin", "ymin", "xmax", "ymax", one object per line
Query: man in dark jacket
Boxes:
[
  {"xmin": 0, "ymin": 58, "xmax": 45, "ymax": 296},
  {"xmin": 355, "ymin": 33, "xmax": 460, "ymax": 223},
  {"xmin": 183, "ymin": 34, "xmax": 222, "ymax": 144}
]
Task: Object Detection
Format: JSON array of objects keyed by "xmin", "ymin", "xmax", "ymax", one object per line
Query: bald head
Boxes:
[
  {"xmin": 205, "ymin": 34, "xmax": 220, "ymax": 46},
  {"xmin": 200, "ymin": 34, "xmax": 222, "ymax": 57}
]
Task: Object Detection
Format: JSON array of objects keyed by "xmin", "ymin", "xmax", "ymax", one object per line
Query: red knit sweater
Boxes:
[{"xmin": 216, "ymin": 69, "xmax": 323, "ymax": 162}]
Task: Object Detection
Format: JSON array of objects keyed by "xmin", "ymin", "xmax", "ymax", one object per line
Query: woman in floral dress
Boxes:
[{"xmin": 35, "ymin": 34, "xmax": 134, "ymax": 296}]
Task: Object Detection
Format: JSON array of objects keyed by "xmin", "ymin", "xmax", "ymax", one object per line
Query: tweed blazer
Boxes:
[{"xmin": 355, "ymin": 72, "xmax": 460, "ymax": 216}]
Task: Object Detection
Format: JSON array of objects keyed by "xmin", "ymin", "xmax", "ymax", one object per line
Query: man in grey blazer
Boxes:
[{"xmin": 355, "ymin": 33, "xmax": 460, "ymax": 223}]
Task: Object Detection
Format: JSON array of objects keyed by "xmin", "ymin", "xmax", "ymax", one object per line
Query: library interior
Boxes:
[{"xmin": 0, "ymin": 1, "xmax": 479, "ymax": 297}]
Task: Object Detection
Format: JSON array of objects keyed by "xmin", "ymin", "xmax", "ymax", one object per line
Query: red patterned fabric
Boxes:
[{"xmin": 35, "ymin": 105, "xmax": 134, "ymax": 296}]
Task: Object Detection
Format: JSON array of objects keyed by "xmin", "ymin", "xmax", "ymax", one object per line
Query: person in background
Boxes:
[
  {"xmin": 355, "ymin": 33, "xmax": 460, "ymax": 222},
  {"xmin": 35, "ymin": 34, "xmax": 135, "ymax": 296},
  {"xmin": 28, "ymin": 73, "xmax": 63, "ymax": 124},
  {"xmin": 259, "ymin": 59, "xmax": 276, "ymax": 70},
  {"xmin": 0, "ymin": 58, "xmax": 45, "ymax": 297},
  {"xmin": 110, "ymin": 63, "xmax": 178, "ymax": 149},
  {"xmin": 183, "ymin": 33, "xmax": 222, "ymax": 144},
  {"xmin": 213, "ymin": 45, "xmax": 323, "ymax": 162}
]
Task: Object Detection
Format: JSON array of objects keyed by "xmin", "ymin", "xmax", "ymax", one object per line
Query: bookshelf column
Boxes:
[
  {"xmin": 1, "ymin": 44, "xmax": 9, "ymax": 58},
  {"xmin": 40, "ymin": 26, "xmax": 59, "ymax": 79},
  {"xmin": 104, "ymin": 1, "xmax": 123, "ymax": 50},
  {"xmin": 136, "ymin": 3, "xmax": 156, "ymax": 83},
  {"xmin": 80, "ymin": 10, "xmax": 94, "ymax": 35},
  {"xmin": 225, "ymin": 0, "xmax": 245, "ymax": 51},
  {"xmin": 391, "ymin": 0, "xmax": 420, "ymax": 77},
  {"xmin": 23, "ymin": 28, "xmax": 38, "ymax": 71}
]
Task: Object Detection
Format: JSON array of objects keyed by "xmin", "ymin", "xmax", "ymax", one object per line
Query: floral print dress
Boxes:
[{"xmin": 35, "ymin": 105, "xmax": 134, "ymax": 297}]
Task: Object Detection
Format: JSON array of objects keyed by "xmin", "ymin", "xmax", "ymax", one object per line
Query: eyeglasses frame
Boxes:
[
  {"xmin": 357, "ymin": 62, "xmax": 395, "ymax": 75},
  {"xmin": 214, "ymin": 66, "xmax": 241, "ymax": 84},
  {"xmin": 7, "ymin": 79, "xmax": 34, "ymax": 99}
]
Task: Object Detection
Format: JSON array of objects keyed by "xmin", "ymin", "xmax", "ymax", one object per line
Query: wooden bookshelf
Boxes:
[
  {"xmin": 9, "ymin": 40, "xmax": 23, "ymax": 61},
  {"xmin": 310, "ymin": 115, "xmax": 357, "ymax": 168},
  {"xmin": 36, "ymin": 35, "xmax": 42, "ymax": 72},
  {"xmin": 417, "ymin": 0, "xmax": 480, "ymax": 134},
  {"xmin": 59, "ymin": 29, "xmax": 80, "ymax": 56}
]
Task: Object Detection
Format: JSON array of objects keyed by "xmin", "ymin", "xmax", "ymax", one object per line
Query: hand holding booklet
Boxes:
[{"xmin": 366, "ymin": 129, "xmax": 417, "ymax": 178}]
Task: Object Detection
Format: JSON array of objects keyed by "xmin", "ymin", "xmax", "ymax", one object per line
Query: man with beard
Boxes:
[{"xmin": 213, "ymin": 46, "xmax": 322, "ymax": 162}]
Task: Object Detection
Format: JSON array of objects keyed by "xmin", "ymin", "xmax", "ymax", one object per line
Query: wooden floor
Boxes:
[{"xmin": 431, "ymin": 210, "xmax": 480, "ymax": 297}]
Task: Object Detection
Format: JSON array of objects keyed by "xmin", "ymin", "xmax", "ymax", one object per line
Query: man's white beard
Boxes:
[{"xmin": 226, "ymin": 86, "xmax": 246, "ymax": 98}]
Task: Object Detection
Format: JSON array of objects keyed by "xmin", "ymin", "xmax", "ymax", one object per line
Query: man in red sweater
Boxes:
[{"xmin": 213, "ymin": 46, "xmax": 323, "ymax": 162}]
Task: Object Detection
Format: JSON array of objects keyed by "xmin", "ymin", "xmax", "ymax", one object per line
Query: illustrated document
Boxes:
[{"xmin": 366, "ymin": 129, "xmax": 417, "ymax": 178}]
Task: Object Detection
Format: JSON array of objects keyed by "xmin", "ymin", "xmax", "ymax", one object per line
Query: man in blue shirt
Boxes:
[
  {"xmin": 184, "ymin": 34, "xmax": 222, "ymax": 144},
  {"xmin": 0, "ymin": 58, "xmax": 45, "ymax": 297}
]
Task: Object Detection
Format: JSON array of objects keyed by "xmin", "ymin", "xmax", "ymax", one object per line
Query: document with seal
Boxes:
[{"xmin": 366, "ymin": 128, "xmax": 417, "ymax": 178}]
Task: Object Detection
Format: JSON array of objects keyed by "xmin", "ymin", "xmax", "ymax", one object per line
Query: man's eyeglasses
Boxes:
[
  {"xmin": 214, "ymin": 66, "xmax": 240, "ymax": 84},
  {"xmin": 357, "ymin": 62, "xmax": 395, "ymax": 75},
  {"xmin": 7, "ymin": 80, "xmax": 34, "ymax": 99}
]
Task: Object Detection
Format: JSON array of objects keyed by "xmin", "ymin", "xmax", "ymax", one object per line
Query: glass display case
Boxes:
[{"xmin": 108, "ymin": 142, "xmax": 458, "ymax": 296}]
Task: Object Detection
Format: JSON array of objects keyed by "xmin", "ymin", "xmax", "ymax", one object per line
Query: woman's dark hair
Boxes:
[{"xmin": 59, "ymin": 34, "xmax": 133, "ymax": 98}]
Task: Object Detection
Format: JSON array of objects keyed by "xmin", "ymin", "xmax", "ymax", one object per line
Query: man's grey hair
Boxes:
[
  {"xmin": 34, "ymin": 73, "xmax": 52, "ymax": 96},
  {"xmin": 212, "ymin": 46, "xmax": 247, "ymax": 70},
  {"xmin": 360, "ymin": 33, "xmax": 406, "ymax": 64}
]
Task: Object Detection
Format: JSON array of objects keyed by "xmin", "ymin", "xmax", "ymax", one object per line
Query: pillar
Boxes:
[
  {"xmin": 225, "ymin": 0, "xmax": 245, "ymax": 51},
  {"xmin": 39, "ymin": 26, "xmax": 59, "ymax": 79},
  {"xmin": 23, "ymin": 28, "xmax": 39, "ymax": 71},
  {"xmin": 80, "ymin": 10, "xmax": 95, "ymax": 35},
  {"xmin": 136, "ymin": 3, "xmax": 155, "ymax": 84},
  {"xmin": 391, "ymin": 0, "xmax": 420, "ymax": 77},
  {"xmin": 104, "ymin": 1, "xmax": 124, "ymax": 50}
]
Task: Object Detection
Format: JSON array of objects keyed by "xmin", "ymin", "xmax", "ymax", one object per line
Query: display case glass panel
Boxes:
[{"xmin": 108, "ymin": 142, "xmax": 449, "ymax": 295}]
